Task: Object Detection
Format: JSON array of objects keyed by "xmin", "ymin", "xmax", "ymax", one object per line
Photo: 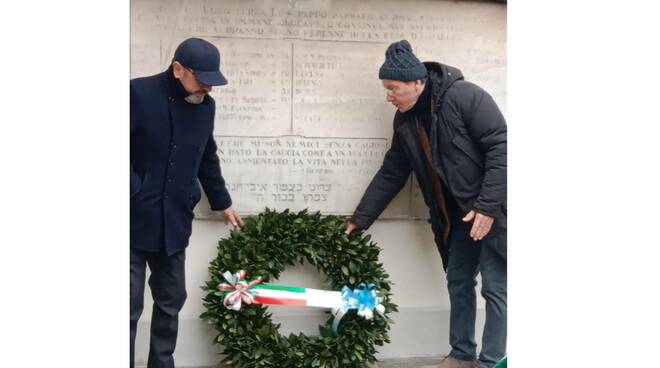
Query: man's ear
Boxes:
[
  {"xmin": 172, "ymin": 61, "xmax": 183, "ymax": 79},
  {"xmin": 415, "ymin": 79, "xmax": 424, "ymax": 92}
]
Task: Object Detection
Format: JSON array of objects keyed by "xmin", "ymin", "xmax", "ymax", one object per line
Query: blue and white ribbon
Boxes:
[{"xmin": 331, "ymin": 283, "xmax": 385, "ymax": 333}]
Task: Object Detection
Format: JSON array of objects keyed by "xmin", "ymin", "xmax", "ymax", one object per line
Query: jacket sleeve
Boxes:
[
  {"xmin": 351, "ymin": 123, "xmax": 412, "ymax": 230},
  {"xmin": 130, "ymin": 83, "xmax": 142, "ymax": 198},
  {"xmin": 460, "ymin": 85, "xmax": 507, "ymax": 217},
  {"xmin": 198, "ymin": 132, "xmax": 233, "ymax": 211}
]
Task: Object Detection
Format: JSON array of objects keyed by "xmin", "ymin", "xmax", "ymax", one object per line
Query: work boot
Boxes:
[{"xmin": 437, "ymin": 355, "xmax": 477, "ymax": 368}]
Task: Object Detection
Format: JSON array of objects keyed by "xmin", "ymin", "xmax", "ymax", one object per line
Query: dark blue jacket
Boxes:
[{"xmin": 130, "ymin": 68, "xmax": 232, "ymax": 255}]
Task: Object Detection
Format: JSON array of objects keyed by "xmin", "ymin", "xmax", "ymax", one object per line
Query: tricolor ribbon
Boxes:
[
  {"xmin": 217, "ymin": 270, "xmax": 263, "ymax": 311},
  {"xmin": 218, "ymin": 270, "xmax": 386, "ymax": 334}
]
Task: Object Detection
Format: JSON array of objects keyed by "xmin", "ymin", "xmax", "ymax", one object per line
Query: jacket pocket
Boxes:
[
  {"xmin": 189, "ymin": 181, "xmax": 202, "ymax": 210},
  {"xmin": 445, "ymin": 135, "xmax": 483, "ymax": 198},
  {"xmin": 132, "ymin": 173, "xmax": 150, "ymax": 201},
  {"xmin": 451, "ymin": 134, "xmax": 483, "ymax": 169}
]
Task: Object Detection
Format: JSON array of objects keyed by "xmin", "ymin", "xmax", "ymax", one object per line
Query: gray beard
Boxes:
[{"xmin": 184, "ymin": 94, "xmax": 204, "ymax": 104}]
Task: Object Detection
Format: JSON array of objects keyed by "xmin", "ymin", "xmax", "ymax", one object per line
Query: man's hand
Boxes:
[
  {"xmin": 462, "ymin": 210, "xmax": 494, "ymax": 241},
  {"xmin": 345, "ymin": 222, "xmax": 358, "ymax": 235},
  {"xmin": 221, "ymin": 206, "xmax": 244, "ymax": 228}
]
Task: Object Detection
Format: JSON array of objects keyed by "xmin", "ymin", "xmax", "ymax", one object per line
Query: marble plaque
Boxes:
[{"xmin": 130, "ymin": 0, "xmax": 507, "ymax": 217}]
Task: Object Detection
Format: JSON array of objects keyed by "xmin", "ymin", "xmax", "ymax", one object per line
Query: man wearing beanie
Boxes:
[
  {"xmin": 130, "ymin": 38, "xmax": 244, "ymax": 368},
  {"xmin": 347, "ymin": 40, "xmax": 507, "ymax": 368}
]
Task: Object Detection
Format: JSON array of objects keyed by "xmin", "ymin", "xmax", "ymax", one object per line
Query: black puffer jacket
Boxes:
[{"xmin": 351, "ymin": 62, "xmax": 507, "ymax": 269}]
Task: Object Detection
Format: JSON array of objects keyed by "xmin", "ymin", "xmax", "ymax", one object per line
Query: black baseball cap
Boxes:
[{"xmin": 173, "ymin": 38, "xmax": 227, "ymax": 86}]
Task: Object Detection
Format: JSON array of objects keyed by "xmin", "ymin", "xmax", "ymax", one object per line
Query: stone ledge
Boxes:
[{"xmin": 137, "ymin": 356, "xmax": 447, "ymax": 368}]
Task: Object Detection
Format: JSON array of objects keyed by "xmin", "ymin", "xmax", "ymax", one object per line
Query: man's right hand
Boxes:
[
  {"xmin": 221, "ymin": 206, "xmax": 244, "ymax": 228},
  {"xmin": 345, "ymin": 222, "xmax": 358, "ymax": 235}
]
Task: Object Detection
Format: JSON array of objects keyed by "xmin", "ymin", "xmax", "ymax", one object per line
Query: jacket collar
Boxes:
[
  {"xmin": 423, "ymin": 62, "xmax": 464, "ymax": 104},
  {"xmin": 405, "ymin": 77, "xmax": 433, "ymax": 117},
  {"xmin": 166, "ymin": 65, "xmax": 192, "ymax": 100}
]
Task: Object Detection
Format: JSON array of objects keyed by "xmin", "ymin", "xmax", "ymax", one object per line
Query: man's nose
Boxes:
[{"xmin": 202, "ymin": 85, "xmax": 212, "ymax": 93}]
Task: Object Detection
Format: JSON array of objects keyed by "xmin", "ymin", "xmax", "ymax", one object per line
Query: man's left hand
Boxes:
[
  {"xmin": 221, "ymin": 206, "xmax": 244, "ymax": 228},
  {"xmin": 462, "ymin": 210, "xmax": 494, "ymax": 241}
]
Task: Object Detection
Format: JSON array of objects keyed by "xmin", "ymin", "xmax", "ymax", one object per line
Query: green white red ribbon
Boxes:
[
  {"xmin": 250, "ymin": 283, "xmax": 344, "ymax": 308},
  {"xmin": 217, "ymin": 270, "xmax": 385, "ymax": 333}
]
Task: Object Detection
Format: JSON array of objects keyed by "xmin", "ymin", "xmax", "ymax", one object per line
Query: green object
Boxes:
[
  {"xmin": 201, "ymin": 209, "xmax": 397, "ymax": 368},
  {"xmin": 493, "ymin": 356, "xmax": 507, "ymax": 368}
]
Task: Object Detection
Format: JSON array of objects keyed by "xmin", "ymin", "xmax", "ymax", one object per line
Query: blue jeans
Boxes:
[{"xmin": 445, "ymin": 225, "xmax": 507, "ymax": 368}]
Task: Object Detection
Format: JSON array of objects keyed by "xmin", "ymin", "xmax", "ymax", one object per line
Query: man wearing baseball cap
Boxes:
[{"xmin": 130, "ymin": 37, "xmax": 242, "ymax": 368}]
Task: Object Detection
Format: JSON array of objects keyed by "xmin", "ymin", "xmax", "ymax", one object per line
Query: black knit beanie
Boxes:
[{"xmin": 378, "ymin": 40, "xmax": 427, "ymax": 81}]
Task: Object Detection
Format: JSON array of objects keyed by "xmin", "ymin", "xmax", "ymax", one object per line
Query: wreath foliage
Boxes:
[{"xmin": 201, "ymin": 208, "xmax": 397, "ymax": 368}]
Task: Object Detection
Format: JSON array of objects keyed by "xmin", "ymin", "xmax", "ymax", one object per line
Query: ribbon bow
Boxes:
[
  {"xmin": 331, "ymin": 283, "xmax": 385, "ymax": 333},
  {"xmin": 217, "ymin": 270, "xmax": 263, "ymax": 311}
]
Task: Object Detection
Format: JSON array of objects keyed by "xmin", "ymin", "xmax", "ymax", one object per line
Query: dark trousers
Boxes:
[
  {"xmin": 130, "ymin": 248, "xmax": 187, "ymax": 368},
  {"xmin": 445, "ymin": 224, "xmax": 507, "ymax": 368}
]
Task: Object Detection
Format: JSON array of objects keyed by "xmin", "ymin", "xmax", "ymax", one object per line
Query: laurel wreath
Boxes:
[{"xmin": 201, "ymin": 208, "xmax": 397, "ymax": 368}]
